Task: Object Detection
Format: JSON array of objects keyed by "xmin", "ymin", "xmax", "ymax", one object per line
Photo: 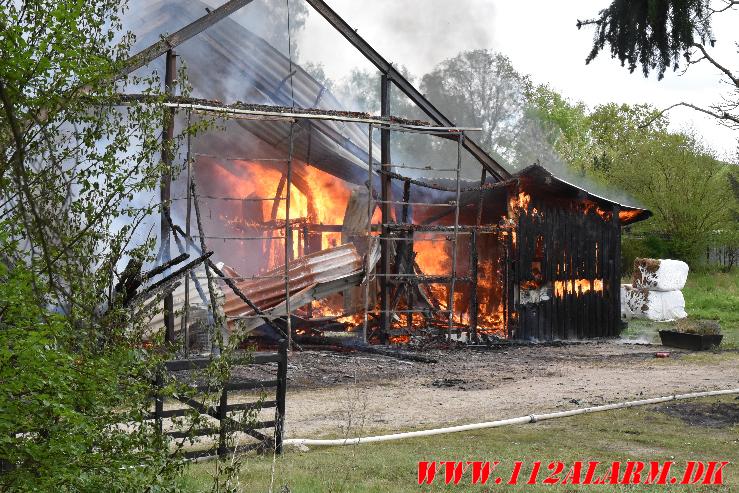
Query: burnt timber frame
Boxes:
[{"xmin": 112, "ymin": 0, "xmax": 641, "ymax": 353}]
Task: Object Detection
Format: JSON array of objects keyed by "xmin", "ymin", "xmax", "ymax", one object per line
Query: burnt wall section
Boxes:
[{"xmin": 509, "ymin": 204, "xmax": 622, "ymax": 341}]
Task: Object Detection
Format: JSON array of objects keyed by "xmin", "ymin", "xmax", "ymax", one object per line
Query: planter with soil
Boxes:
[{"xmin": 659, "ymin": 319, "xmax": 723, "ymax": 351}]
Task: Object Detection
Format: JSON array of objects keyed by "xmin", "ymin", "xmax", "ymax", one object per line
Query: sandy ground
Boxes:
[{"xmin": 247, "ymin": 342, "xmax": 739, "ymax": 438}]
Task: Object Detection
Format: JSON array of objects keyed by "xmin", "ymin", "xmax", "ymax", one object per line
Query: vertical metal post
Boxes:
[
  {"xmin": 302, "ymin": 224, "xmax": 313, "ymax": 318},
  {"xmin": 285, "ymin": 123, "xmax": 295, "ymax": 349},
  {"xmin": 362, "ymin": 124, "xmax": 374, "ymax": 344},
  {"xmin": 447, "ymin": 133, "xmax": 464, "ymax": 337},
  {"xmin": 183, "ymin": 110, "xmax": 192, "ymax": 356},
  {"xmin": 401, "ymin": 179, "xmax": 413, "ymax": 331},
  {"xmin": 469, "ymin": 229, "xmax": 479, "ymax": 341},
  {"xmin": 162, "ymin": 49, "xmax": 176, "ymax": 345},
  {"xmin": 275, "ymin": 338, "xmax": 288, "ymax": 454},
  {"xmin": 379, "ymin": 74, "xmax": 391, "ymax": 341},
  {"xmin": 470, "ymin": 165, "xmax": 486, "ymax": 342}
]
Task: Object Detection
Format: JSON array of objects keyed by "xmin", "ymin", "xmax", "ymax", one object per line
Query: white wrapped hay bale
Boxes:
[
  {"xmin": 632, "ymin": 258, "xmax": 689, "ymax": 291},
  {"xmin": 622, "ymin": 284, "xmax": 687, "ymax": 321},
  {"xmin": 620, "ymin": 284, "xmax": 636, "ymax": 318}
]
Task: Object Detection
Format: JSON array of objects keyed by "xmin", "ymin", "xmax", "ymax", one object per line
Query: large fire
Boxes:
[
  {"xmin": 209, "ymin": 160, "xmax": 352, "ymax": 269},
  {"xmin": 202, "ymin": 160, "xmax": 617, "ymax": 344}
]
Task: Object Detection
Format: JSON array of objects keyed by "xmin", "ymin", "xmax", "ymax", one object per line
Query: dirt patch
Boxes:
[
  {"xmin": 267, "ymin": 342, "xmax": 739, "ymax": 437},
  {"xmin": 658, "ymin": 400, "xmax": 739, "ymax": 428}
]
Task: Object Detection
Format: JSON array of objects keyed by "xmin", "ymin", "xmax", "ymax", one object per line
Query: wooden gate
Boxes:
[{"xmin": 152, "ymin": 340, "xmax": 288, "ymax": 459}]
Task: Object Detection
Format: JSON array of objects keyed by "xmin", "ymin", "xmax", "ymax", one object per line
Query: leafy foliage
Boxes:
[
  {"xmin": 0, "ymin": 250, "xmax": 178, "ymax": 491},
  {"xmin": 578, "ymin": 0, "xmax": 714, "ymax": 79},
  {"xmin": 0, "ymin": 0, "xmax": 210, "ymax": 489}
]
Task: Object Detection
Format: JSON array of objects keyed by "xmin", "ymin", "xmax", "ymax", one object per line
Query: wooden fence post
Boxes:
[
  {"xmin": 155, "ymin": 368, "xmax": 164, "ymax": 434},
  {"xmin": 218, "ymin": 382, "xmax": 228, "ymax": 457},
  {"xmin": 275, "ymin": 339, "xmax": 288, "ymax": 454}
]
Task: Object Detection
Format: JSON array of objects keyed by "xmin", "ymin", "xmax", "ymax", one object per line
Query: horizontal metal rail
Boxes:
[
  {"xmin": 372, "ymin": 164, "xmax": 458, "ymax": 172},
  {"xmin": 191, "ymin": 235, "xmax": 284, "ymax": 241},
  {"xmin": 373, "ymin": 200, "xmax": 455, "ymax": 207},
  {"xmin": 171, "ymin": 196, "xmax": 285, "ymax": 202},
  {"xmin": 161, "ymin": 102, "xmax": 482, "ymax": 132},
  {"xmin": 193, "ymin": 153, "xmax": 289, "ymax": 162}
]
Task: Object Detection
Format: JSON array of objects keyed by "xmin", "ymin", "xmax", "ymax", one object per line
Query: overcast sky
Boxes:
[{"xmin": 296, "ymin": 0, "xmax": 738, "ymax": 158}]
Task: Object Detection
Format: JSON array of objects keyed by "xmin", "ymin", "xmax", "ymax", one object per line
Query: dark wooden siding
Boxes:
[{"xmin": 509, "ymin": 204, "xmax": 622, "ymax": 340}]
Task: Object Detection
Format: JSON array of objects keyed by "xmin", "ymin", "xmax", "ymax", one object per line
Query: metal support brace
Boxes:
[
  {"xmin": 162, "ymin": 50, "xmax": 176, "ymax": 345},
  {"xmin": 379, "ymin": 75, "xmax": 391, "ymax": 342}
]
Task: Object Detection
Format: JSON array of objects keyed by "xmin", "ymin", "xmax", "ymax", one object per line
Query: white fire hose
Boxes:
[{"xmin": 283, "ymin": 388, "xmax": 739, "ymax": 448}]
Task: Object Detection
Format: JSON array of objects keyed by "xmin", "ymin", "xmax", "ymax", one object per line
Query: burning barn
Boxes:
[{"xmin": 128, "ymin": 0, "xmax": 651, "ymax": 348}]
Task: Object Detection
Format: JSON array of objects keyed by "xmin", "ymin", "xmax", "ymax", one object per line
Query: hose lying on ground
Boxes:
[{"xmin": 283, "ymin": 388, "xmax": 739, "ymax": 447}]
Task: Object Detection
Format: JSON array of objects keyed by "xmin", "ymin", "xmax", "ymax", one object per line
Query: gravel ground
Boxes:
[{"xmin": 236, "ymin": 341, "xmax": 739, "ymax": 437}]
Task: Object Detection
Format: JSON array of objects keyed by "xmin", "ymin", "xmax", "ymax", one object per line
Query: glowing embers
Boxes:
[
  {"xmin": 618, "ymin": 209, "xmax": 643, "ymax": 223},
  {"xmin": 580, "ymin": 200, "xmax": 613, "ymax": 221},
  {"xmin": 553, "ymin": 279, "xmax": 604, "ymax": 297},
  {"xmin": 310, "ymin": 296, "xmax": 345, "ymax": 318}
]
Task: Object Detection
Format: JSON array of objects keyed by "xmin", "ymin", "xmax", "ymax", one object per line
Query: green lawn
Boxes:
[
  {"xmin": 182, "ymin": 396, "xmax": 737, "ymax": 492},
  {"xmin": 623, "ymin": 269, "xmax": 739, "ymax": 348},
  {"xmin": 181, "ymin": 269, "xmax": 738, "ymax": 491}
]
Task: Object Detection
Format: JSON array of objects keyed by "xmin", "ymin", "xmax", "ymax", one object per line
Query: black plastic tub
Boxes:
[{"xmin": 658, "ymin": 330, "xmax": 723, "ymax": 350}]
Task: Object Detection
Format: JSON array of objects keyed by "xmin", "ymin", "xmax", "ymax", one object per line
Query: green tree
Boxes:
[
  {"xmin": 524, "ymin": 85, "xmax": 592, "ymax": 174},
  {"xmin": 578, "ymin": 0, "xmax": 738, "ymax": 129},
  {"xmin": 0, "ymin": 1, "xmax": 215, "ymax": 489},
  {"xmin": 610, "ymin": 130, "xmax": 732, "ymax": 262},
  {"xmin": 420, "ymin": 50, "xmax": 531, "ymax": 164}
]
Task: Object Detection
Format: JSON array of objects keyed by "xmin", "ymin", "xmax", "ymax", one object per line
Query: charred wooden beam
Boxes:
[
  {"xmin": 140, "ymin": 253, "xmax": 189, "ymax": 284},
  {"xmin": 344, "ymin": 342, "xmax": 438, "ymax": 364},
  {"xmin": 126, "ymin": 251, "xmax": 214, "ymax": 307}
]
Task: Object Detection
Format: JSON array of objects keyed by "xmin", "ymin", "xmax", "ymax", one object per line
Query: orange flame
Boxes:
[
  {"xmin": 554, "ymin": 279, "xmax": 604, "ymax": 297},
  {"xmin": 213, "ymin": 160, "xmax": 353, "ymax": 267}
]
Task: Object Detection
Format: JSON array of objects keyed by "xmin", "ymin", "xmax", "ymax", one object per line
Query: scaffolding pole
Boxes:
[
  {"xmin": 379, "ymin": 74, "xmax": 391, "ymax": 342},
  {"xmin": 284, "ymin": 122, "xmax": 295, "ymax": 350},
  {"xmin": 447, "ymin": 133, "xmax": 464, "ymax": 338},
  {"xmin": 161, "ymin": 49, "xmax": 176, "ymax": 345},
  {"xmin": 183, "ymin": 109, "xmax": 192, "ymax": 356},
  {"xmin": 362, "ymin": 124, "xmax": 374, "ymax": 344}
]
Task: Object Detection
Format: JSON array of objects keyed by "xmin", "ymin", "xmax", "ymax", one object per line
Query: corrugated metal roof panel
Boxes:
[{"xmin": 223, "ymin": 242, "xmax": 362, "ymax": 316}]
